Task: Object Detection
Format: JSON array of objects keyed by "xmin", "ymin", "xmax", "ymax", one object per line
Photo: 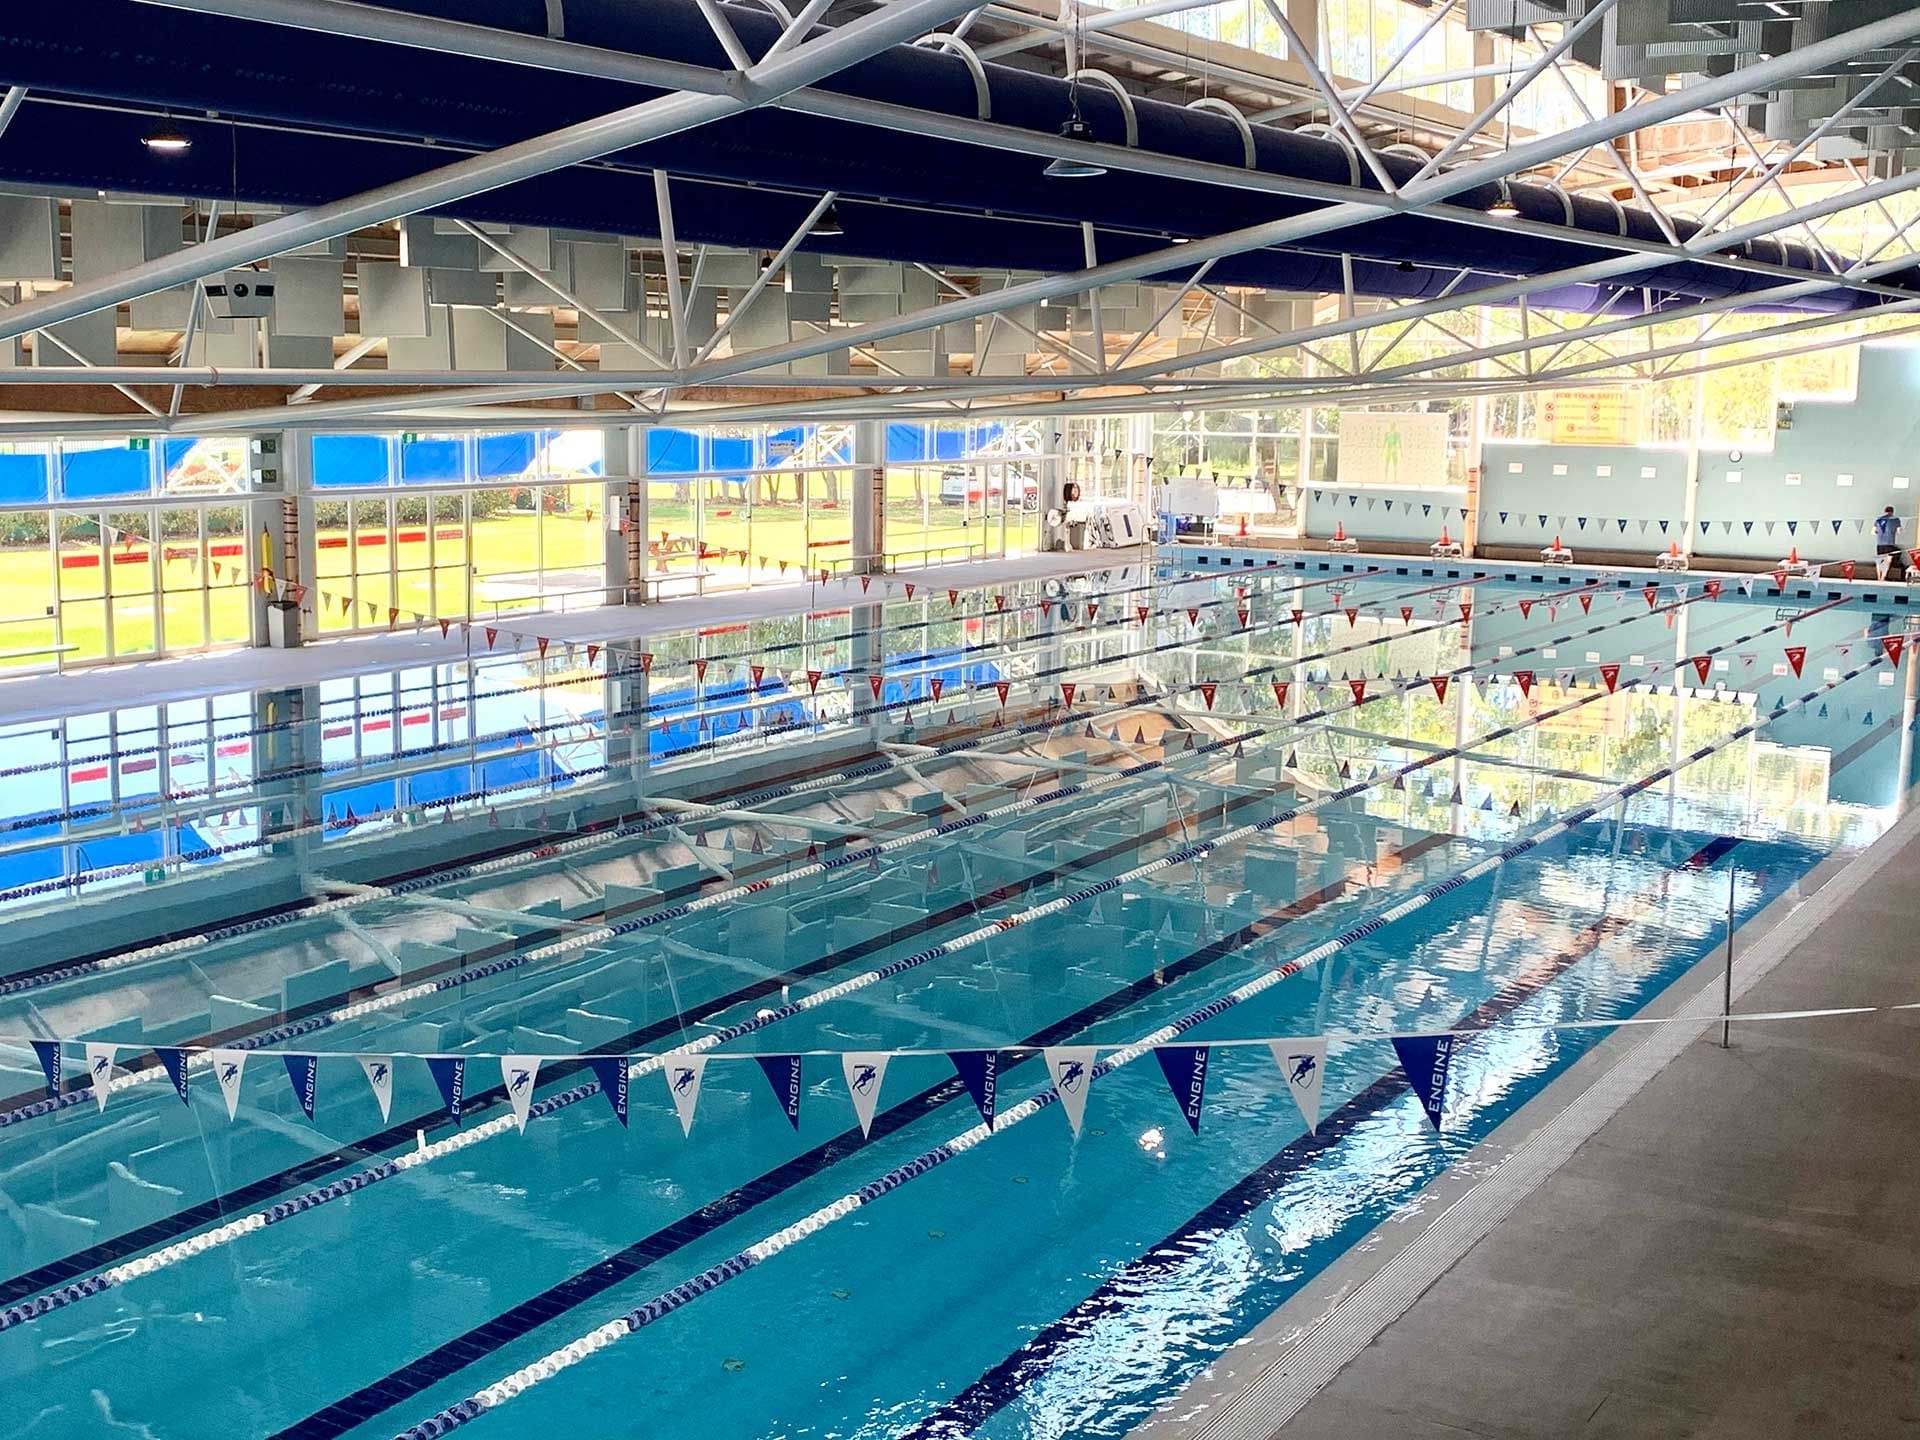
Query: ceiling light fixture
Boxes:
[
  {"xmin": 809, "ymin": 199, "xmax": 845, "ymax": 238},
  {"xmin": 1486, "ymin": 179, "xmax": 1521, "ymax": 219},
  {"xmin": 1045, "ymin": 117, "xmax": 1107, "ymax": 179},
  {"xmin": 141, "ymin": 124, "xmax": 192, "ymax": 155}
]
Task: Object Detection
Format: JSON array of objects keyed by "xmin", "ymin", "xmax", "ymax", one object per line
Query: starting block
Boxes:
[
  {"xmin": 1429, "ymin": 539, "xmax": 1464, "ymax": 559},
  {"xmin": 1654, "ymin": 550, "xmax": 1689, "ymax": 572},
  {"xmin": 1777, "ymin": 554, "xmax": 1820, "ymax": 579},
  {"xmin": 1540, "ymin": 544, "xmax": 1574, "ymax": 564},
  {"xmin": 1327, "ymin": 535, "xmax": 1360, "ymax": 554}
]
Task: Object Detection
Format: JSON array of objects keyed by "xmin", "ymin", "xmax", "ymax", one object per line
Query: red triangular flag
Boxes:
[
  {"xmin": 1061, "ymin": 682, "xmax": 1076, "ymax": 707},
  {"xmin": 1348, "ymin": 677, "xmax": 1367, "ymax": 704},
  {"xmin": 1785, "ymin": 646, "xmax": 1806, "ymax": 677},
  {"xmin": 1773, "ymin": 568, "xmax": 1789, "ymax": 592},
  {"xmin": 1290, "ymin": 608, "xmax": 1304, "ymax": 626},
  {"xmin": 930, "ymin": 677, "xmax": 945, "ymax": 701},
  {"xmin": 538, "ymin": 636, "xmax": 550, "ymax": 659},
  {"xmin": 387, "ymin": 607, "xmax": 400, "ymax": 629},
  {"xmin": 1643, "ymin": 586, "xmax": 1659, "ymax": 609},
  {"xmin": 994, "ymin": 681, "xmax": 1011, "ymax": 706},
  {"xmin": 860, "ymin": 575, "xmax": 871, "ymax": 593},
  {"xmin": 807, "ymin": 669, "xmax": 823, "ymax": 693},
  {"xmin": 1840, "ymin": 561, "xmax": 1856, "ymax": 582},
  {"xmin": 1578, "ymin": 593, "xmax": 1592, "ymax": 614},
  {"xmin": 1430, "ymin": 674, "xmax": 1450, "ymax": 702},
  {"xmin": 750, "ymin": 664, "xmax": 764, "ymax": 687},
  {"xmin": 1197, "ymin": 682, "xmax": 1217, "ymax": 710},
  {"xmin": 993, "ymin": 592, "xmax": 1007, "ymax": 612},
  {"xmin": 904, "ymin": 583, "xmax": 915, "ymax": 600},
  {"xmin": 588, "ymin": 644, "xmax": 600, "ymax": 666},
  {"xmin": 1271, "ymin": 681, "xmax": 1289, "ymax": 706},
  {"xmin": 694, "ymin": 658, "xmax": 708, "ymax": 682},
  {"xmin": 639, "ymin": 651, "xmax": 654, "ymax": 673},
  {"xmin": 1237, "ymin": 607, "xmax": 1249, "ymax": 628},
  {"xmin": 438, "ymin": 618, "xmax": 451, "ymax": 638},
  {"xmin": 948, "ymin": 589, "xmax": 960, "ymax": 608},
  {"xmin": 1599, "ymin": 663, "xmax": 1620, "ymax": 693},
  {"xmin": 1458, "ymin": 601, "xmax": 1473, "ymax": 623},
  {"xmin": 1400, "ymin": 606, "xmax": 1414, "ymax": 623},
  {"xmin": 1704, "ymin": 579, "xmax": 1722, "ymax": 600},
  {"xmin": 1884, "ymin": 634, "xmax": 1907, "ymax": 666},
  {"xmin": 1691, "ymin": 654, "xmax": 1711, "ymax": 684},
  {"xmin": 869, "ymin": 675, "xmax": 884, "ymax": 700},
  {"xmin": 1518, "ymin": 599, "xmax": 1533, "ymax": 619},
  {"xmin": 485, "ymin": 627, "xmax": 498, "ymax": 650},
  {"xmin": 1345, "ymin": 608, "xmax": 1358, "ymax": 627},
  {"xmin": 1513, "ymin": 670, "xmax": 1533, "ymax": 697},
  {"xmin": 1087, "ymin": 603, "xmax": 1099, "ymax": 622},
  {"xmin": 1136, "ymin": 605, "xmax": 1149, "ymax": 624},
  {"xmin": 1187, "ymin": 608, "xmax": 1200, "ymax": 626}
]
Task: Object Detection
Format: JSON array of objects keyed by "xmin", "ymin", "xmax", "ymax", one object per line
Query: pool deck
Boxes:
[{"xmin": 1136, "ymin": 803, "xmax": 1920, "ymax": 1440}]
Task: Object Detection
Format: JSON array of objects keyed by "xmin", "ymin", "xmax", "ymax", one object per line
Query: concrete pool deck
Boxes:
[{"xmin": 1135, "ymin": 801, "xmax": 1920, "ymax": 1439}]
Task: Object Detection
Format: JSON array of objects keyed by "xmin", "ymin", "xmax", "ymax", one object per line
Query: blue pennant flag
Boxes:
[
  {"xmin": 1449, "ymin": 783, "xmax": 1463, "ymax": 804},
  {"xmin": 1422, "ymin": 504, "xmax": 1432, "ymax": 517},
  {"xmin": 588, "ymin": 1056, "xmax": 630, "ymax": 1126},
  {"xmin": 283, "ymin": 1053, "xmax": 318, "ymax": 1120},
  {"xmin": 1617, "ymin": 519, "xmax": 1628, "ymax": 532},
  {"xmin": 755, "ymin": 1054, "xmax": 804, "ymax": 1130},
  {"xmin": 1392, "ymin": 1034, "xmax": 1457, "ymax": 1131},
  {"xmin": 1479, "ymin": 793, "xmax": 1494, "ymax": 811},
  {"xmin": 426, "ymin": 1056, "xmax": 465, "ymax": 1124},
  {"xmin": 1833, "ymin": 520, "xmax": 1844, "ymax": 534},
  {"xmin": 1699, "ymin": 520, "xmax": 1709, "ymax": 535},
  {"xmin": 1787, "ymin": 520, "xmax": 1798, "ymax": 535},
  {"xmin": 1348, "ymin": 494, "xmax": 1358, "ymax": 507},
  {"xmin": 949, "ymin": 1051, "xmax": 1001, "ymax": 1130},
  {"xmin": 1498, "ymin": 511, "xmax": 1508, "ymax": 523},
  {"xmin": 1863, "ymin": 711, "xmax": 1875, "ymax": 726},
  {"xmin": 1153, "ymin": 1044, "xmax": 1211, "ymax": 1135},
  {"xmin": 1537, "ymin": 514, "xmax": 1547, "ymax": 528},
  {"xmin": 1659, "ymin": 519, "xmax": 1670, "ymax": 534},
  {"xmin": 1818, "ymin": 702, "xmax": 1829, "ymax": 719},
  {"xmin": 30, "ymin": 1040, "xmax": 60, "ymax": 1098},
  {"xmin": 1577, "ymin": 517, "xmax": 1588, "ymax": 530},
  {"xmin": 156, "ymin": 1048, "xmax": 190, "ymax": 1105},
  {"xmin": 1744, "ymin": 520, "xmax": 1754, "ymax": 534}
]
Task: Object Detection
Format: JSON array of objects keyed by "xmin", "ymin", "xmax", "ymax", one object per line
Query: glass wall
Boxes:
[{"xmin": 0, "ymin": 436, "xmax": 252, "ymax": 670}]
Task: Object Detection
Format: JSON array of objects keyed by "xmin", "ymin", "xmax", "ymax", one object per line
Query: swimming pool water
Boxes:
[{"xmin": 0, "ymin": 555, "xmax": 1909, "ymax": 1439}]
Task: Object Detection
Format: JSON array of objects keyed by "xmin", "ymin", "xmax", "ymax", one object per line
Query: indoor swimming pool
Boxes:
[{"xmin": 0, "ymin": 550, "xmax": 1911, "ymax": 1440}]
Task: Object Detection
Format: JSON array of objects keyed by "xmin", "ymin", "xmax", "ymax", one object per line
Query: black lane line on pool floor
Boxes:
[
  {"xmin": 0, "ymin": 748, "xmax": 1337, "ymax": 1302},
  {"xmin": 263, "ymin": 832, "xmax": 1462, "ymax": 1440},
  {"xmin": 901, "ymin": 837, "xmax": 1748, "ymax": 1439}
]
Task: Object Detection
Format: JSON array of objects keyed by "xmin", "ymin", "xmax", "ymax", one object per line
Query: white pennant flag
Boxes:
[
  {"xmin": 211, "ymin": 1049, "xmax": 247, "ymax": 1120},
  {"xmin": 502, "ymin": 1056, "xmax": 543, "ymax": 1132},
  {"xmin": 1878, "ymin": 553, "xmax": 1893, "ymax": 580},
  {"xmin": 665, "ymin": 1054, "xmax": 707, "ymax": 1136},
  {"xmin": 357, "ymin": 1055, "xmax": 394, "ymax": 1122},
  {"xmin": 84, "ymin": 1043, "xmax": 118, "ymax": 1112},
  {"xmin": 1269, "ymin": 1038, "xmax": 1327, "ymax": 1134},
  {"xmin": 1044, "ymin": 1046, "xmax": 1100, "ymax": 1136},
  {"xmin": 842, "ymin": 1052, "xmax": 890, "ymax": 1137}
]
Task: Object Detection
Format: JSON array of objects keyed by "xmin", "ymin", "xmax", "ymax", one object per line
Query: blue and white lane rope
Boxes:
[
  {"xmin": 387, "ymin": 646, "xmax": 1892, "ymax": 1440},
  {"xmin": 0, "ymin": 568, "xmax": 1497, "ymax": 1039},
  {"xmin": 0, "ymin": 572, "xmax": 1651, "ymax": 1125},
  {"xmin": 0, "ymin": 603, "xmax": 1849, "ymax": 1332}
]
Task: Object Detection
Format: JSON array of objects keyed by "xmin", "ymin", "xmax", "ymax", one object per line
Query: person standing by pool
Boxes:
[{"xmin": 1875, "ymin": 506, "xmax": 1903, "ymax": 577}]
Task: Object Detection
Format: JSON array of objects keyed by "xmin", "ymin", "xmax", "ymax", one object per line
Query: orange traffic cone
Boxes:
[
  {"xmin": 1238, "ymin": 512, "xmax": 1249, "ymax": 539},
  {"xmin": 1788, "ymin": 546, "xmax": 1800, "ymax": 564},
  {"xmin": 1555, "ymin": 535, "xmax": 1566, "ymax": 551},
  {"xmin": 1669, "ymin": 540, "xmax": 1680, "ymax": 556},
  {"xmin": 1440, "ymin": 527, "xmax": 1451, "ymax": 545},
  {"xmin": 1334, "ymin": 522, "xmax": 1347, "ymax": 541}
]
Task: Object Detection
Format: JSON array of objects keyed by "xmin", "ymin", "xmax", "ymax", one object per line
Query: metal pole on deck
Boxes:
[{"xmin": 1721, "ymin": 862, "xmax": 1735, "ymax": 1048}]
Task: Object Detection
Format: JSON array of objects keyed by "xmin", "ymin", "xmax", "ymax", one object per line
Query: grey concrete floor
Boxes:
[{"xmin": 1276, "ymin": 838, "xmax": 1920, "ymax": 1438}]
